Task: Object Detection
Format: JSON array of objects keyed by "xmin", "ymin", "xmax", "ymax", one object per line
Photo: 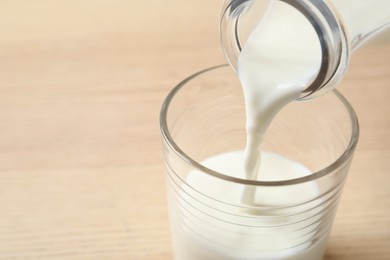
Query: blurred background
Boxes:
[{"xmin": 0, "ymin": 0, "xmax": 389, "ymax": 259}]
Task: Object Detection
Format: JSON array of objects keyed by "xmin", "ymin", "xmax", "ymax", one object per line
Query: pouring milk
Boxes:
[
  {"xmin": 238, "ymin": 1, "xmax": 321, "ymax": 202},
  {"xmin": 173, "ymin": 1, "xmax": 327, "ymax": 259},
  {"xmin": 168, "ymin": 0, "xmax": 390, "ymax": 259}
]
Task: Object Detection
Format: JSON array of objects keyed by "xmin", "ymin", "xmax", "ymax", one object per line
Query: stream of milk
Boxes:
[{"xmin": 238, "ymin": 0, "xmax": 321, "ymax": 184}]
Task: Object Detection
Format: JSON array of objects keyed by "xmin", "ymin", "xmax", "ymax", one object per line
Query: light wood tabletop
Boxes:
[{"xmin": 0, "ymin": 1, "xmax": 389, "ymax": 259}]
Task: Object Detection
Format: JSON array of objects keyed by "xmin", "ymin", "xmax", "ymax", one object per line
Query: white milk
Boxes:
[
  {"xmin": 171, "ymin": 152, "xmax": 328, "ymax": 260},
  {"xmin": 238, "ymin": 1, "xmax": 321, "ymax": 181},
  {"xmin": 172, "ymin": 2, "xmax": 327, "ymax": 259}
]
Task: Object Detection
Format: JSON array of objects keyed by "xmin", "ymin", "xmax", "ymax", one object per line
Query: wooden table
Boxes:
[{"xmin": 0, "ymin": 1, "xmax": 389, "ymax": 259}]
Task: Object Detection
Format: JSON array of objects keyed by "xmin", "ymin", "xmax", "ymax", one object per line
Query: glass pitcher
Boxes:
[{"xmin": 220, "ymin": 0, "xmax": 390, "ymax": 99}]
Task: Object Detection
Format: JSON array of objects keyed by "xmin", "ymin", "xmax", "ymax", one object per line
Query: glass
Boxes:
[
  {"xmin": 160, "ymin": 65, "xmax": 359, "ymax": 260},
  {"xmin": 220, "ymin": 0, "xmax": 390, "ymax": 99}
]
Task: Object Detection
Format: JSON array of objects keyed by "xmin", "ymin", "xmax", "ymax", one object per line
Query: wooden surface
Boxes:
[{"xmin": 0, "ymin": 1, "xmax": 389, "ymax": 259}]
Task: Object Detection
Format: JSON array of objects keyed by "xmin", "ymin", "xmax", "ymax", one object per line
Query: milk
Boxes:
[
  {"xmin": 171, "ymin": 1, "xmax": 327, "ymax": 259},
  {"xmin": 237, "ymin": 1, "xmax": 321, "ymax": 181},
  {"xmin": 170, "ymin": 152, "xmax": 328, "ymax": 260}
]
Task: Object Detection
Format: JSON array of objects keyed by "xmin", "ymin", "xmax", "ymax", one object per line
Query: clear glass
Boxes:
[
  {"xmin": 220, "ymin": 0, "xmax": 390, "ymax": 99},
  {"xmin": 160, "ymin": 65, "xmax": 359, "ymax": 260}
]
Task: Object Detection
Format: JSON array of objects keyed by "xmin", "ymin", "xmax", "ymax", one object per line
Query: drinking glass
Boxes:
[{"xmin": 160, "ymin": 65, "xmax": 359, "ymax": 260}]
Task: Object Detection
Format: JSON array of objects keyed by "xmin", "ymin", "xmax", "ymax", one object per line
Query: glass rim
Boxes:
[{"xmin": 160, "ymin": 64, "xmax": 359, "ymax": 187}]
